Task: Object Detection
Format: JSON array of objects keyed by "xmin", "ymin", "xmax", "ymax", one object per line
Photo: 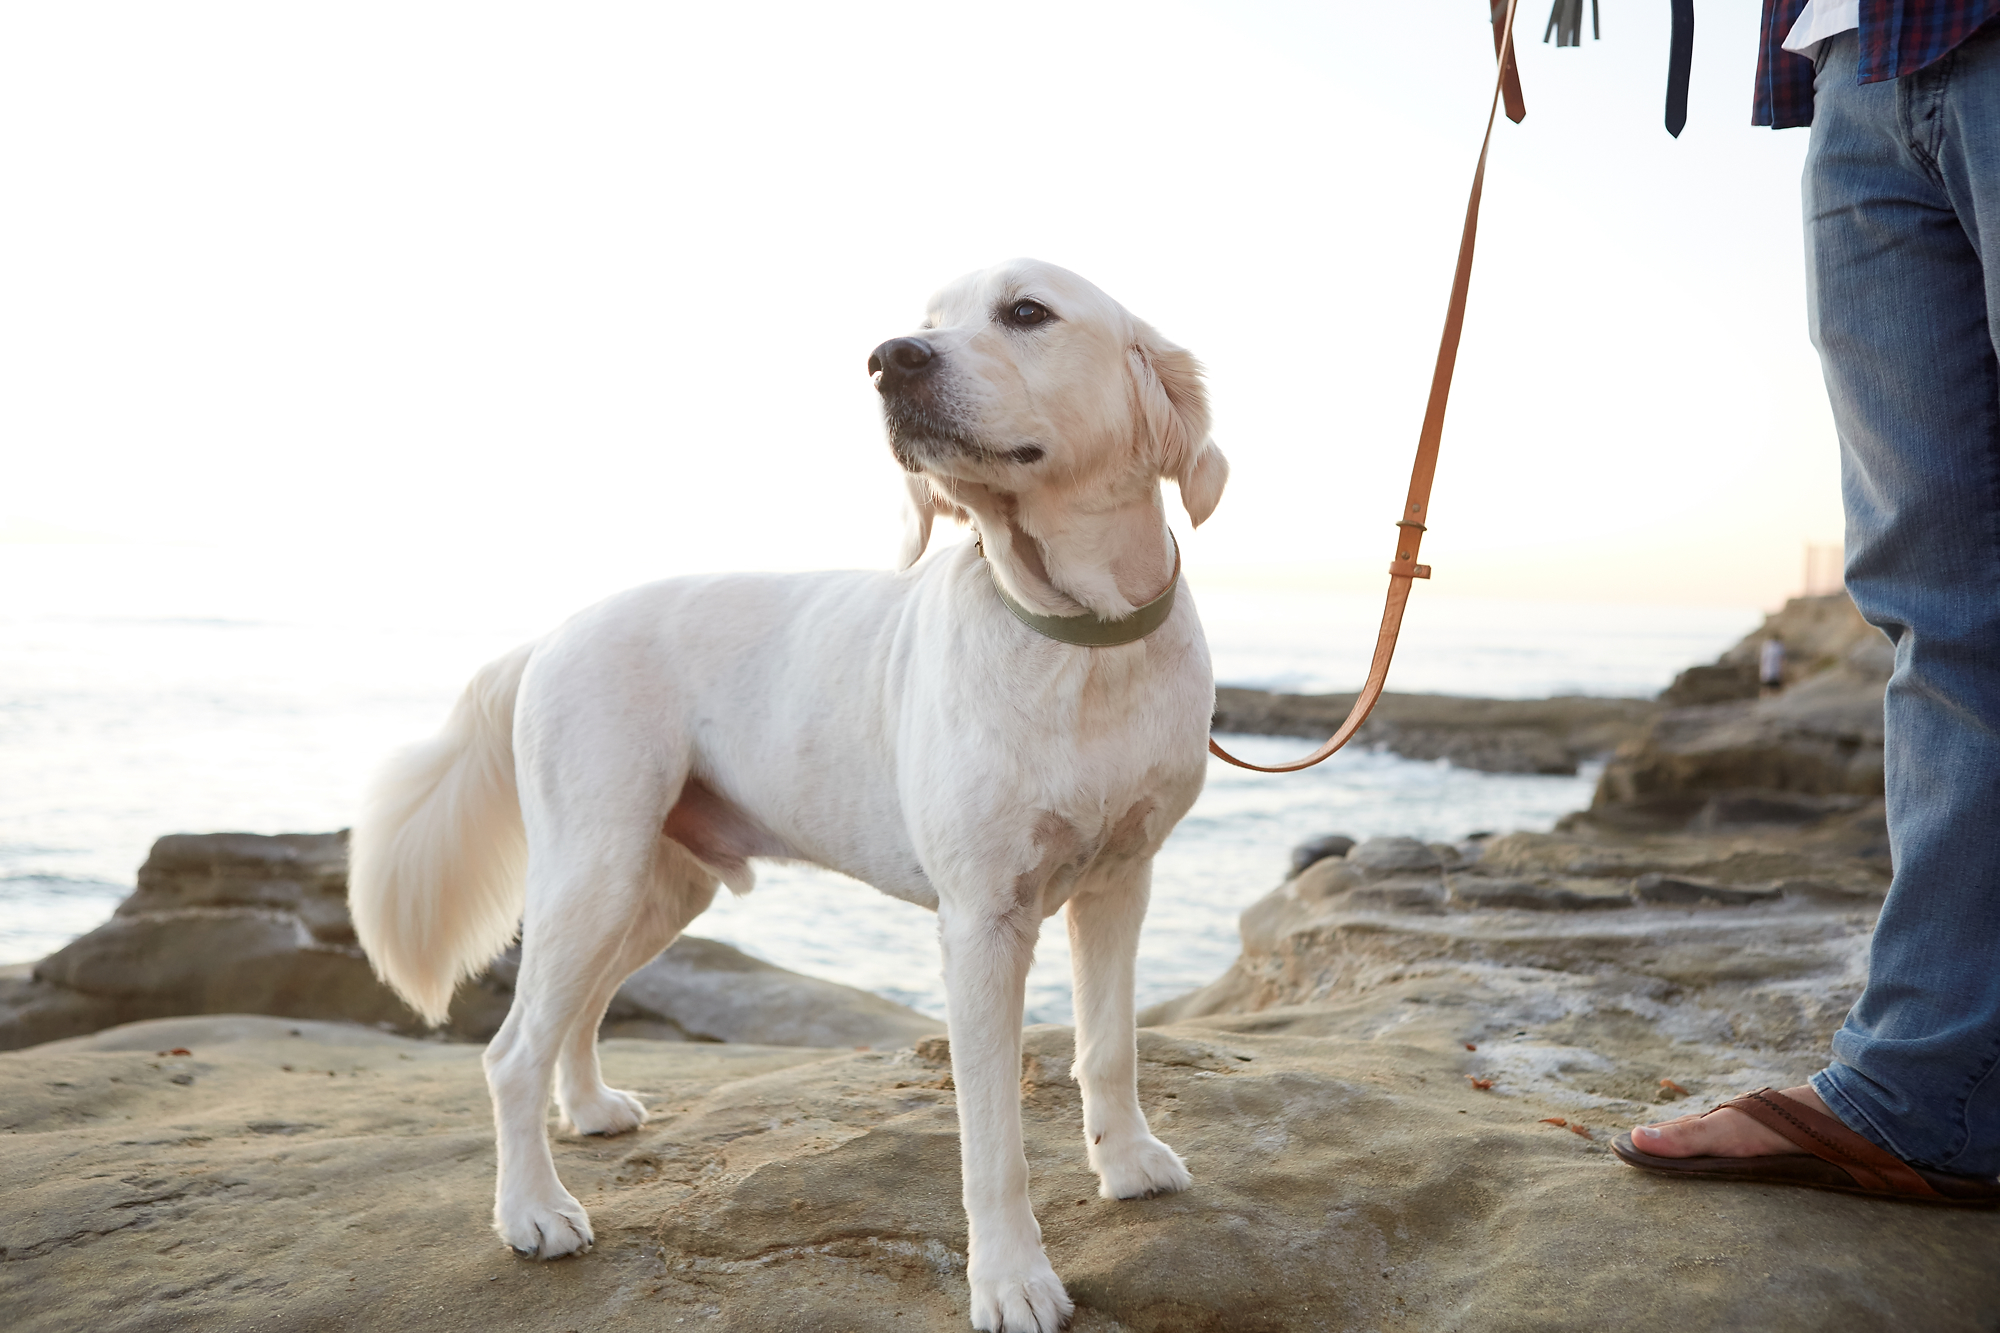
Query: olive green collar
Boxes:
[{"xmin": 983, "ymin": 532, "xmax": 1180, "ymax": 647}]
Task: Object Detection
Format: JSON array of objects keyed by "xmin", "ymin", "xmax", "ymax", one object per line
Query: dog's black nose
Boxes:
[{"xmin": 868, "ymin": 337, "xmax": 935, "ymax": 392}]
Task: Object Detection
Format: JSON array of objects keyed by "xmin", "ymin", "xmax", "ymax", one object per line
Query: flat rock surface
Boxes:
[
  {"xmin": 5, "ymin": 1010, "xmax": 1996, "ymax": 1332},
  {"xmin": 1144, "ymin": 820, "xmax": 1894, "ymax": 1058}
]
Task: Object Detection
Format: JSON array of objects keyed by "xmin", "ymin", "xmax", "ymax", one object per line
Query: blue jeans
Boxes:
[{"xmin": 1803, "ymin": 26, "xmax": 2000, "ymax": 1178}]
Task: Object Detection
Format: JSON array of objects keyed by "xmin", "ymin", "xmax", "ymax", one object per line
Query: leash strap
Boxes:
[
  {"xmin": 1208, "ymin": 0, "xmax": 1524, "ymax": 774},
  {"xmin": 1491, "ymin": 0, "xmax": 1527, "ymax": 122}
]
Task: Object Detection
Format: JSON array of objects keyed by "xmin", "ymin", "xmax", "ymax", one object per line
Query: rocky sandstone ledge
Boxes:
[
  {"xmin": 8, "ymin": 593, "xmax": 1985, "ymax": 1330},
  {"xmin": 9, "ymin": 805, "xmax": 1996, "ymax": 1330},
  {"xmin": 0, "ymin": 833, "xmax": 941, "ymax": 1055}
]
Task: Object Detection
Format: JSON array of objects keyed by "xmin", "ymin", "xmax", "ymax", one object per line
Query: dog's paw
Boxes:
[
  {"xmin": 1091, "ymin": 1131, "xmax": 1192, "ymax": 1200},
  {"xmin": 561, "ymin": 1086, "xmax": 648, "ymax": 1137},
  {"xmin": 495, "ymin": 1192, "xmax": 595, "ymax": 1260},
  {"xmin": 968, "ymin": 1258, "xmax": 1072, "ymax": 1332}
]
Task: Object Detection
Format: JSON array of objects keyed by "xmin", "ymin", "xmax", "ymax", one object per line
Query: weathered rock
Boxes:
[
  {"xmin": 1141, "ymin": 817, "xmax": 1889, "ymax": 1042},
  {"xmin": 1489, "ymin": 815, "xmax": 1892, "ymax": 889},
  {"xmin": 0, "ymin": 833, "xmax": 939, "ymax": 1053},
  {"xmin": 1658, "ymin": 661, "xmax": 1759, "ymax": 706},
  {"xmin": 1347, "ymin": 880, "xmax": 1450, "ymax": 913},
  {"xmin": 1286, "ymin": 856, "xmax": 1362, "ymax": 902},
  {"xmin": 1656, "ymin": 592, "xmax": 1881, "ymax": 708},
  {"xmin": 1594, "ymin": 666, "xmax": 1887, "ymax": 817},
  {"xmin": 1449, "ymin": 878, "xmax": 1629, "ymax": 912},
  {"xmin": 1594, "ymin": 594, "xmax": 1892, "ymax": 830},
  {"xmin": 597, "ymin": 936, "xmax": 939, "ymax": 1047},
  {"xmin": 121, "ymin": 831, "xmax": 355, "ymax": 941},
  {"xmin": 6, "ymin": 994, "xmax": 1995, "ymax": 1333},
  {"xmin": 1691, "ymin": 789, "xmax": 1874, "ymax": 830},
  {"xmin": 1715, "ymin": 591, "xmax": 1880, "ymax": 680},
  {"xmin": 1632, "ymin": 873, "xmax": 1785, "ymax": 908},
  {"xmin": 0, "ymin": 963, "xmax": 115, "ymax": 1050},
  {"xmin": 9, "ymin": 876, "xmax": 414, "ymax": 1050},
  {"xmin": 1347, "ymin": 836, "xmax": 1445, "ymax": 876},
  {"xmin": 1287, "ymin": 833, "xmax": 1355, "ymax": 877},
  {"xmin": 1212, "ymin": 689, "xmax": 1657, "ymax": 775}
]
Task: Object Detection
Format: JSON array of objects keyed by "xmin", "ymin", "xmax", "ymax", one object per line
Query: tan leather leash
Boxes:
[{"xmin": 1208, "ymin": 0, "xmax": 1528, "ymax": 773}]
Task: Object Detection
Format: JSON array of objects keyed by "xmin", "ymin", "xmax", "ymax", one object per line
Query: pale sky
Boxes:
[{"xmin": 2, "ymin": 2, "xmax": 1836, "ymax": 613}]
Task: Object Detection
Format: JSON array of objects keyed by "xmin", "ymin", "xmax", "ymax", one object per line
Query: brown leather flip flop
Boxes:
[{"xmin": 1611, "ymin": 1087, "xmax": 2000, "ymax": 1208}]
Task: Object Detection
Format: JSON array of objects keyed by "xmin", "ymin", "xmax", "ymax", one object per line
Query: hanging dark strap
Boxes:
[
  {"xmin": 1543, "ymin": 0, "xmax": 1598, "ymax": 48},
  {"xmin": 1491, "ymin": 0, "xmax": 1528, "ymax": 123},
  {"xmin": 1666, "ymin": 0, "xmax": 1695, "ymax": 137},
  {"xmin": 1208, "ymin": 0, "xmax": 1524, "ymax": 774}
]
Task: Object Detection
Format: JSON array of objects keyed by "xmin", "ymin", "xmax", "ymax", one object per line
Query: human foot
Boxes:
[
  {"xmin": 1630, "ymin": 1083, "xmax": 1830, "ymax": 1159},
  {"xmin": 1615, "ymin": 1088, "xmax": 2000, "ymax": 1205}
]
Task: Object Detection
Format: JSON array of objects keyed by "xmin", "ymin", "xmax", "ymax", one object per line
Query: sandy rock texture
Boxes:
[
  {"xmin": 0, "ymin": 833, "xmax": 938, "ymax": 1053},
  {"xmin": 1209, "ymin": 690, "xmax": 1656, "ymax": 776},
  {"xmin": 1145, "ymin": 819, "xmax": 1891, "ymax": 1052},
  {"xmin": 4, "ymin": 812, "xmax": 1987, "ymax": 1331},
  {"xmin": 8, "ymin": 980, "xmax": 1996, "ymax": 1333}
]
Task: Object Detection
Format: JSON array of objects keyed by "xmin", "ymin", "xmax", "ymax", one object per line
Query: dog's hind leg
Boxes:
[
  {"xmin": 555, "ymin": 841, "xmax": 718, "ymax": 1136},
  {"xmin": 938, "ymin": 895, "xmax": 1075, "ymax": 1333},
  {"xmin": 1066, "ymin": 861, "xmax": 1190, "ymax": 1201},
  {"xmin": 484, "ymin": 831, "xmax": 705, "ymax": 1260}
]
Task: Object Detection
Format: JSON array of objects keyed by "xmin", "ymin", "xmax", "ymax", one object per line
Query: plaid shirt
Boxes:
[{"xmin": 1755, "ymin": 0, "xmax": 2000, "ymax": 127}]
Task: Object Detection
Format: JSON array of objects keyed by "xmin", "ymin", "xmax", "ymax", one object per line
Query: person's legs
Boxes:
[
  {"xmin": 1633, "ymin": 26, "xmax": 2000, "ymax": 1175},
  {"xmin": 1810, "ymin": 20, "xmax": 2000, "ymax": 1177}
]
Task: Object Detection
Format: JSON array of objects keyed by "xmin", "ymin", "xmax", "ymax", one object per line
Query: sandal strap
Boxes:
[{"xmin": 1722, "ymin": 1088, "xmax": 1941, "ymax": 1199}]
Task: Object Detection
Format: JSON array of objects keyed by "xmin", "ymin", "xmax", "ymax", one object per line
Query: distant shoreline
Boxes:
[{"xmin": 1211, "ymin": 685, "xmax": 1656, "ymax": 776}]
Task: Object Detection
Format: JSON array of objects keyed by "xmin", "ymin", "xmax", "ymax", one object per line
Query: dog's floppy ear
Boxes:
[
  {"xmin": 898, "ymin": 472, "xmax": 962, "ymax": 570},
  {"xmin": 1131, "ymin": 334, "xmax": 1229, "ymax": 527}
]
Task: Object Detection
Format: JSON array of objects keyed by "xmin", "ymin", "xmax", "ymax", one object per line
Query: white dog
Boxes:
[{"xmin": 348, "ymin": 258, "xmax": 1229, "ymax": 1332}]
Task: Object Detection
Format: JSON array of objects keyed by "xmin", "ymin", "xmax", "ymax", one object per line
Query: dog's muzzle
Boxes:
[
  {"xmin": 868, "ymin": 337, "xmax": 936, "ymax": 394},
  {"xmin": 870, "ymin": 336, "xmax": 968, "ymax": 470}
]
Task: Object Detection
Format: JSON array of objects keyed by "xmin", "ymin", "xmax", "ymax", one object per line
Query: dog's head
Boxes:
[{"xmin": 872, "ymin": 259, "xmax": 1228, "ymax": 570}]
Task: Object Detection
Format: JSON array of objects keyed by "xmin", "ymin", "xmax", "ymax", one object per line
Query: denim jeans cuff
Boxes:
[{"xmin": 1810, "ymin": 1066, "xmax": 1916, "ymax": 1163}]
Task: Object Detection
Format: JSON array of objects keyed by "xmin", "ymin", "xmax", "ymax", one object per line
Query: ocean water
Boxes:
[{"xmin": 0, "ymin": 543, "xmax": 1758, "ymax": 1022}]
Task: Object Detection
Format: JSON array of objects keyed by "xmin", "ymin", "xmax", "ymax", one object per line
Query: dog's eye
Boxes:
[{"xmin": 1003, "ymin": 299, "xmax": 1053, "ymax": 328}]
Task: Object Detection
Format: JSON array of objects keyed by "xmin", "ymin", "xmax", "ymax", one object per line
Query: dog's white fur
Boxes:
[{"xmin": 349, "ymin": 259, "xmax": 1228, "ymax": 1333}]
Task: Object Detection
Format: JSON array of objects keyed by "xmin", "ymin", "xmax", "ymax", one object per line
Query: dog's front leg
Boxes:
[
  {"xmin": 1066, "ymin": 866, "xmax": 1191, "ymax": 1200},
  {"xmin": 939, "ymin": 900, "xmax": 1073, "ymax": 1333}
]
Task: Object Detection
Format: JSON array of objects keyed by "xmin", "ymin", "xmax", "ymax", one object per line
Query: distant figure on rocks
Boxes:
[
  {"xmin": 1612, "ymin": 3, "xmax": 2000, "ymax": 1207},
  {"xmin": 1758, "ymin": 635, "xmax": 1786, "ymax": 695}
]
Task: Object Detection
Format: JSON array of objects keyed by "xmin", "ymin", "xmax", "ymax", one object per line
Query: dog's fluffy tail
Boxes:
[{"xmin": 349, "ymin": 643, "xmax": 534, "ymax": 1026}]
